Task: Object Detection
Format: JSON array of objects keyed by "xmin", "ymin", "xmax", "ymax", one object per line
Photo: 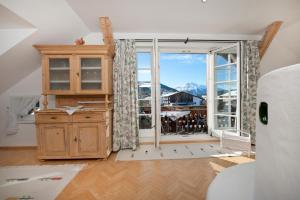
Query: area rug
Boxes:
[
  {"xmin": 116, "ymin": 143, "xmax": 249, "ymax": 161},
  {"xmin": 0, "ymin": 164, "xmax": 85, "ymax": 200}
]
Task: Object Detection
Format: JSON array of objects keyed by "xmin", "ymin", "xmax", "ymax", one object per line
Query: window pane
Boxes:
[
  {"xmin": 214, "ymin": 115, "xmax": 236, "ymax": 130},
  {"xmin": 139, "ymin": 100, "xmax": 151, "ymax": 114},
  {"xmin": 216, "ymin": 99, "xmax": 237, "ymax": 115},
  {"xmin": 138, "ymin": 81, "xmax": 151, "ymax": 99},
  {"xmin": 139, "ymin": 115, "xmax": 152, "ymax": 129},
  {"xmin": 137, "ymin": 69, "xmax": 151, "ymax": 82},
  {"xmin": 215, "ymin": 64, "xmax": 237, "ymax": 82},
  {"xmin": 215, "ymin": 82, "xmax": 237, "ymax": 97},
  {"xmin": 137, "ymin": 52, "xmax": 151, "ymax": 69},
  {"xmin": 215, "ymin": 47, "xmax": 237, "ymax": 66}
]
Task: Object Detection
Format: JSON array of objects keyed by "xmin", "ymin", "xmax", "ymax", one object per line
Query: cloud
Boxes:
[
  {"xmin": 194, "ymin": 56, "xmax": 206, "ymax": 63},
  {"xmin": 160, "ymin": 54, "xmax": 206, "ymax": 64},
  {"xmin": 138, "ymin": 70, "xmax": 151, "ymax": 75},
  {"xmin": 138, "ymin": 65, "xmax": 151, "ymax": 69}
]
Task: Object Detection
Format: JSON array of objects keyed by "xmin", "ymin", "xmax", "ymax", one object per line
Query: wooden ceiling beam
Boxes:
[
  {"xmin": 99, "ymin": 17, "xmax": 115, "ymax": 56},
  {"xmin": 259, "ymin": 21, "xmax": 283, "ymax": 59}
]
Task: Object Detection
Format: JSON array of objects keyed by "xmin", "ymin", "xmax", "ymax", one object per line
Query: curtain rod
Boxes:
[{"xmin": 134, "ymin": 39, "xmax": 243, "ymax": 43}]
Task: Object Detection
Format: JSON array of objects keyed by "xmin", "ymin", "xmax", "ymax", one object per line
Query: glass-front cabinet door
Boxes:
[
  {"xmin": 45, "ymin": 55, "xmax": 73, "ymax": 94},
  {"xmin": 77, "ymin": 55, "xmax": 103, "ymax": 94}
]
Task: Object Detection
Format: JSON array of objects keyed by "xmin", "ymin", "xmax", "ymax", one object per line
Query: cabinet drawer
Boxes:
[
  {"xmin": 73, "ymin": 113, "xmax": 105, "ymax": 122},
  {"xmin": 36, "ymin": 114, "xmax": 71, "ymax": 123}
]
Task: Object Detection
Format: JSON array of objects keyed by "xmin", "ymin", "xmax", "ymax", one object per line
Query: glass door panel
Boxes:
[
  {"xmin": 159, "ymin": 52, "xmax": 207, "ymax": 136},
  {"xmin": 136, "ymin": 51, "xmax": 154, "ymax": 137},
  {"xmin": 49, "ymin": 58, "xmax": 71, "ymax": 90},
  {"xmin": 215, "ymin": 99, "xmax": 237, "ymax": 115},
  {"xmin": 215, "ymin": 64, "xmax": 237, "ymax": 82},
  {"xmin": 79, "ymin": 57, "xmax": 102, "ymax": 90},
  {"xmin": 215, "ymin": 115, "xmax": 237, "ymax": 130},
  {"xmin": 215, "ymin": 46, "xmax": 237, "ymax": 65},
  {"xmin": 212, "ymin": 44, "xmax": 240, "ymax": 134}
]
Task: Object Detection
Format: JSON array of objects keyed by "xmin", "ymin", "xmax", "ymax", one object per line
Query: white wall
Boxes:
[
  {"xmin": 0, "ymin": 28, "xmax": 36, "ymax": 56},
  {"xmin": 0, "ymin": 67, "xmax": 41, "ymax": 146},
  {"xmin": 260, "ymin": 21, "xmax": 300, "ymax": 76},
  {"xmin": 0, "ymin": 67, "xmax": 55, "ymax": 146}
]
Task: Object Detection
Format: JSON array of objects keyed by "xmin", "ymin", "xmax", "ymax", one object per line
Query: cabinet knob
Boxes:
[
  {"xmin": 74, "ymin": 137, "xmax": 77, "ymax": 142},
  {"xmin": 85, "ymin": 116, "xmax": 91, "ymax": 119},
  {"xmin": 76, "ymin": 72, "xmax": 79, "ymax": 76},
  {"xmin": 50, "ymin": 116, "xmax": 57, "ymax": 120}
]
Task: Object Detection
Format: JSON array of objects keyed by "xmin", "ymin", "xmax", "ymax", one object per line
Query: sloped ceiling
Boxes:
[
  {"xmin": 0, "ymin": 0, "xmax": 300, "ymax": 94},
  {"xmin": 67, "ymin": 0, "xmax": 300, "ymax": 34},
  {"xmin": 260, "ymin": 20, "xmax": 300, "ymax": 75},
  {"xmin": 0, "ymin": 4, "xmax": 34, "ymax": 29},
  {"xmin": 0, "ymin": 5, "xmax": 37, "ymax": 56},
  {"xmin": 0, "ymin": 0, "xmax": 89, "ymax": 94}
]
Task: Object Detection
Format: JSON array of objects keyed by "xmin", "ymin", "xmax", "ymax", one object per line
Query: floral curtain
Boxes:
[
  {"xmin": 112, "ymin": 39, "xmax": 139, "ymax": 151},
  {"xmin": 241, "ymin": 41, "xmax": 260, "ymax": 144}
]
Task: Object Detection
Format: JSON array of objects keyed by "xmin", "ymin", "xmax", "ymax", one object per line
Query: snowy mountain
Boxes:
[
  {"xmin": 160, "ymin": 83, "xmax": 178, "ymax": 94},
  {"xmin": 138, "ymin": 82, "xmax": 208, "ymax": 98},
  {"xmin": 175, "ymin": 82, "xmax": 207, "ymax": 97}
]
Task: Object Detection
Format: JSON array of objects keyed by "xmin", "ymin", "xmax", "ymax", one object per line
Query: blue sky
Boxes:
[{"xmin": 136, "ymin": 52, "xmax": 207, "ymax": 89}]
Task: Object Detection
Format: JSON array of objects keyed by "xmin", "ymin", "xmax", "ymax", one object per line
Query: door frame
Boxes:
[
  {"xmin": 136, "ymin": 40, "xmax": 241, "ymax": 145},
  {"xmin": 157, "ymin": 44, "xmax": 209, "ymax": 145}
]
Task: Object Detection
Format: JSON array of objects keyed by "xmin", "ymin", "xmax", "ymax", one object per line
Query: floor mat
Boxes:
[
  {"xmin": 0, "ymin": 164, "xmax": 85, "ymax": 200},
  {"xmin": 116, "ymin": 143, "xmax": 252, "ymax": 161}
]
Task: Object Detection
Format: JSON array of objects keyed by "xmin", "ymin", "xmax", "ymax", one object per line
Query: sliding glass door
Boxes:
[{"xmin": 211, "ymin": 43, "xmax": 240, "ymax": 135}]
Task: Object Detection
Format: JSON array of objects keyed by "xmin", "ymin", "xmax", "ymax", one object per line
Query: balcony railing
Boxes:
[{"xmin": 160, "ymin": 105, "xmax": 207, "ymax": 135}]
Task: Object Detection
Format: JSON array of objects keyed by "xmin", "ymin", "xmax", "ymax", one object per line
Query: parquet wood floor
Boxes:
[{"xmin": 0, "ymin": 147, "xmax": 255, "ymax": 200}]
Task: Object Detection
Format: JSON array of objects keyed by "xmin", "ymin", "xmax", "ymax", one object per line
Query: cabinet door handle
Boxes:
[
  {"xmin": 85, "ymin": 116, "xmax": 91, "ymax": 119},
  {"xmin": 76, "ymin": 72, "xmax": 79, "ymax": 76},
  {"xmin": 74, "ymin": 137, "xmax": 77, "ymax": 142},
  {"xmin": 50, "ymin": 116, "xmax": 57, "ymax": 120}
]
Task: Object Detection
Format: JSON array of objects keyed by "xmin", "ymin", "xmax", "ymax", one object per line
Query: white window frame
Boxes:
[
  {"xmin": 209, "ymin": 43, "xmax": 241, "ymax": 137},
  {"xmin": 136, "ymin": 42, "xmax": 156, "ymax": 141}
]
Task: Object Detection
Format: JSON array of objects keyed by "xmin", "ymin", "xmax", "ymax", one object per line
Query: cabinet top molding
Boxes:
[{"xmin": 33, "ymin": 45, "xmax": 113, "ymax": 56}]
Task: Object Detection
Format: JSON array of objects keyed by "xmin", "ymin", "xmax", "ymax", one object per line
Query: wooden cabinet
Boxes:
[
  {"xmin": 34, "ymin": 45, "xmax": 113, "ymax": 160},
  {"xmin": 35, "ymin": 110, "xmax": 112, "ymax": 160},
  {"xmin": 35, "ymin": 45, "xmax": 113, "ymax": 95}
]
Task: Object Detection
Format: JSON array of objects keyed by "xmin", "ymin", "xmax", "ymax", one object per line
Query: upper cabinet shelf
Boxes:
[{"xmin": 34, "ymin": 45, "xmax": 113, "ymax": 95}]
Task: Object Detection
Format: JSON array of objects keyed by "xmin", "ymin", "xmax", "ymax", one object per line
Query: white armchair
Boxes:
[{"xmin": 220, "ymin": 130, "xmax": 251, "ymax": 157}]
